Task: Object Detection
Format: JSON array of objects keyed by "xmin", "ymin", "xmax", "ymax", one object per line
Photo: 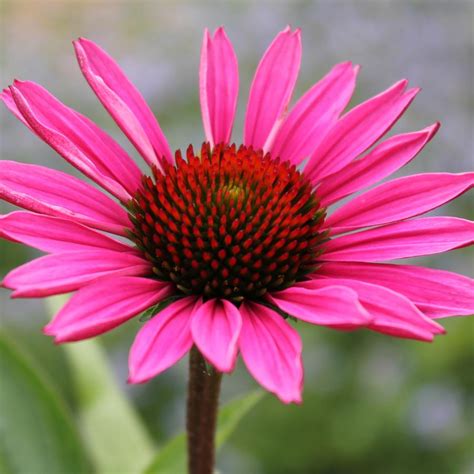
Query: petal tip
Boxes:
[
  {"xmin": 214, "ymin": 25, "xmax": 226, "ymax": 36},
  {"xmin": 12, "ymin": 79, "xmax": 28, "ymax": 89},
  {"xmin": 73, "ymin": 40, "xmax": 87, "ymax": 63},
  {"xmin": 127, "ymin": 373, "xmax": 147, "ymax": 385},
  {"xmin": 407, "ymin": 86, "xmax": 421, "ymax": 97},
  {"xmin": 337, "ymin": 60, "xmax": 352, "ymax": 69},
  {"xmin": 428, "ymin": 121, "xmax": 441, "ymax": 138},
  {"xmin": 42, "ymin": 324, "xmax": 55, "ymax": 336},
  {"xmin": 210, "ymin": 360, "xmax": 234, "ymax": 374},
  {"xmin": 72, "ymin": 38, "xmax": 83, "ymax": 51},
  {"xmin": 8, "ymin": 83, "xmax": 23, "ymax": 101},
  {"xmin": 398, "ymin": 78, "xmax": 409, "ymax": 88},
  {"xmin": 0, "ymin": 88, "xmax": 11, "ymax": 101},
  {"xmin": 279, "ymin": 390, "xmax": 303, "ymax": 404},
  {"xmin": 75, "ymin": 37, "xmax": 94, "ymax": 48},
  {"xmin": 431, "ymin": 320, "xmax": 447, "ymax": 335}
]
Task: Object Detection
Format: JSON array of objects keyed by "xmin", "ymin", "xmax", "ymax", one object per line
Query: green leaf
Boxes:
[
  {"xmin": 0, "ymin": 332, "xmax": 90, "ymax": 474},
  {"xmin": 144, "ymin": 434, "xmax": 186, "ymax": 474},
  {"xmin": 45, "ymin": 296, "xmax": 155, "ymax": 474},
  {"xmin": 215, "ymin": 390, "xmax": 264, "ymax": 447},
  {"xmin": 144, "ymin": 390, "xmax": 264, "ymax": 474}
]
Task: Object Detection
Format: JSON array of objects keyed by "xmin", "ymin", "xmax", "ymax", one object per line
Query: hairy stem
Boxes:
[{"xmin": 186, "ymin": 346, "xmax": 223, "ymax": 474}]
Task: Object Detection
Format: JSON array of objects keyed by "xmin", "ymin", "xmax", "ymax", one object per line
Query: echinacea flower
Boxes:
[{"xmin": 1, "ymin": 27, "xmax": 473, "ymax": 404}]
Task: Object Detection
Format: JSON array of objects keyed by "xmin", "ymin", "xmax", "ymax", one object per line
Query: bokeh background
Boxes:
[{"xmin": 1, "ymin": 1, "xmax": 473, "ymax": 473}]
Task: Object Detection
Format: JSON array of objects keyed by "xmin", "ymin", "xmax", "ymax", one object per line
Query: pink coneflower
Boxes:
[{"xmin": 1, "ymin": 27, "xmax": 473, "ymax": 408}]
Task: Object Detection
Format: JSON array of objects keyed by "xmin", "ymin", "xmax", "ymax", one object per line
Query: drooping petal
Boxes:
[
  {"xmin": 317, "ymin": 123, "xmax": 440, "ymax": 207},
  {"xmin": 303, "ymin": 278, "xmax": 444, "ymax": 341},
  {"xmin": 244, "ymin": 27, "xmax": 302, "ymax": 151},
  {"xmin": 304, "ymin": 80, "xmax": 419, "ymax": 184},
  {"xmin": 128, "ymin": 296, "xmax": 198, "ymax": 384},
  {"xmin": 74, "ymin": 38, "xmax": 172, "ymax": 169},
  {"xmin": 8, "ymin": 81, "xmax": 142, "ymax": 202},
  {"xmin": 191, "ymin": 298, "xmax": 242, "ymax": 372},
  {"xmin": 2, "ymin": 250, "xmax": 150, "ymax": 298},
  {"xmin": 317, "ymin": 262, "xmax": 474, "ymax": 319},
  {"xmin": 325, "ymin": 172, "xmax": 474, "ymax": 235},
  {"xmin": 199, "ymin": 27, "xmax": 239, "ymax": 147},
  {"xmin": 270, "ymin": 62, "xmax": 358, "ymax": 166},
  {"xmin": 0, "ymin": 161, "xmax": 130, "ymax": 235},
  {"xmin": 0, "ymin": 211, "xmax": 133, "ymax": 253},
  {"xmin": 239, "ymin": 301, "xmax": 303, "ymax": 404},
  {"xmin": 322, "ymin": 217, "xmax": 474, "ymax": 262},
  {"xmin": 268, "ymin": 285, "xmax": 370, "ymax": 328},
  {"xmin": 44, "ymin": 277, "xmax": 173, "ymax": 342}
]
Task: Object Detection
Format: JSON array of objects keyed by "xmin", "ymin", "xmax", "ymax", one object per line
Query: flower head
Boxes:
[{"xmin": 1, "ymin": 27, "xmax": 473, "ymax": 404}]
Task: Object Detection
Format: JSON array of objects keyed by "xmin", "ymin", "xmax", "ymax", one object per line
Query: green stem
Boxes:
[{"xmin": 186, "ymin": 346, "xmax": 223, "ymax": 474}]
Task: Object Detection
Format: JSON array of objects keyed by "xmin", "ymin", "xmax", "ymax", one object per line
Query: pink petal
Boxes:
[
  {"xmin": 44, "ymin": 277, "xmax": 173, "ymax": 342},
  {"xmin": 199, "ymin": 27, "xmax": 239, "ymax": 147},
  {"xmin": 0, "ymin": 160, "xmax": 130, "ymax": 235},
  {"xmin": 317, "ymin": 123, "xmax": 440, "ymax": 207},
  {"xmin": 304, "ymin": 80, "xmax": 419, "ymax": 184},
  {"xmin": 128, "ymin": 296, "xmax": 198, "ymax": 383},
  {"xmin": 3, "ymin": 250, "xmax": 150, "ymax": 298},
  {"xmin": 74, "ymin": 38, "xmax": 172, "ymax": 169},
  {"xmin": 268, "ymin": 285, "xmax": 370, "ymax": 328},
  {"xmin": 191, "ymin": 298, "xmax": 242, "ymax": 373},
  {"xmin": 8, "ymin": 81, "xmax": 142, "ymax": 202},
  {"xmin": 322, "ymin": 217, "xmax": 474, "ymax": 262},
  {"xmin": 239, "ymin": 301, "xmax": 303, "ymax": 404},
  {"xmin": 244, "ymin": 27, "xmax": 302, "ymax": 151},
  {"xmin": 318, "ymin": 262, "xmax": 474, "ymax": 319},
  {"xmin": 325, "ymin": 172, "xmax": 474, "ymax": 235},
  {"xmin": 304, "ymin": 278, "xmax": 444, "ymax": 341},
  {"xmin": 270, "ymin": 62, "xmax": 358, "ymax": 166},
  {"xmin": 0, "ymin": 88, "xmax": 32, "ymax": 129},
  {"xmin": 0, "ymin": 211, "xmax": 133, "ymax": 253}
]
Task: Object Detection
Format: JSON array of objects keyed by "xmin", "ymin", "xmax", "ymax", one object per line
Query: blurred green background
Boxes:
[{"xmin": 0, "ymin": 1, "xmax": 473, "ymax": 473}]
